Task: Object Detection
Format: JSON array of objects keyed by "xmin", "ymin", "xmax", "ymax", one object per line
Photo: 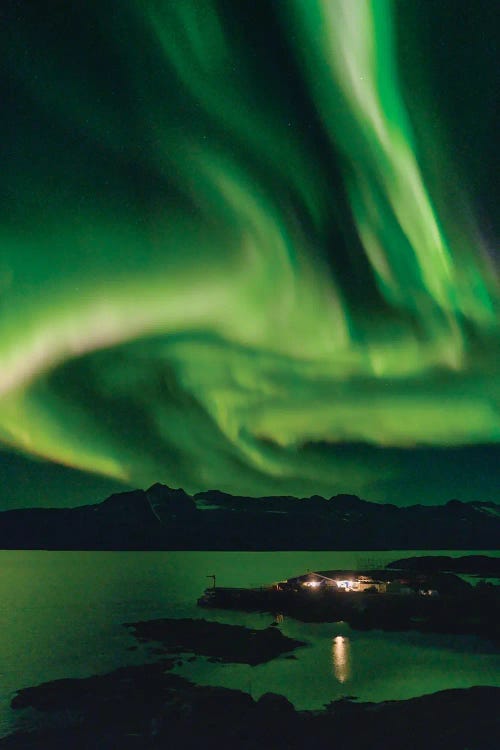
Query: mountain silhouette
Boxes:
[{"xmin": 0, "ymin": 484, "xmax": 498, "ymax": 550}]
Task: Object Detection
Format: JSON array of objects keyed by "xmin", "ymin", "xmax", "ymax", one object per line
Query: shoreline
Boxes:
[{"xmin": 3, "ymin": 657, "xmax": 499, "ymax": 749}]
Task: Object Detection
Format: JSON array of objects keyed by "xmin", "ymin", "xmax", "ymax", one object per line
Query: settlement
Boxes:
[{"xmin": 279, "ymin": 569, "xmax": 453, "ymax": 596}]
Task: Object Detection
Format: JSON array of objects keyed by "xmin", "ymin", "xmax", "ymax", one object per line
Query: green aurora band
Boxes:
[{"xmin": 0, "ymin": 0, "xmax": 498, "ymax": 505}]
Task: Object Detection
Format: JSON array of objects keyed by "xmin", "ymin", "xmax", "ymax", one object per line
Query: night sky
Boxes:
[{"xmin": 0, "ymin": 0, "xmax": 498, "ymax": 509}]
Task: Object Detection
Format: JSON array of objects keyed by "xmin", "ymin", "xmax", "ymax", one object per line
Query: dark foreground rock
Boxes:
[
  {"xmin": 125, "ymin": 617, "xmax": 306, "ymax": 665},
  {"xmin": 2, "ymin": 661, "xmax": 499, "ymax": 750}
]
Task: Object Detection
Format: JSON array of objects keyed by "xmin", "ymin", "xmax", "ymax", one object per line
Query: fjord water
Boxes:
[{"xmin": 1, "ymin": 550, "xmax": 499, "ymax": 736}]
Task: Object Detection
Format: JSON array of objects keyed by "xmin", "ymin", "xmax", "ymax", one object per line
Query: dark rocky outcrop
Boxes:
[
  {"xmin": 3, "ymin": 661, "xmax": 499, "ymax": 749},
  {"xmin": 125, "ymin": 617, "xmax": 306, "ymax": 665}
]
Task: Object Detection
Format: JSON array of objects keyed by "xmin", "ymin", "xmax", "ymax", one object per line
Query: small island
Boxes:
[{"xmin": 125, "ymin": 617, "xmax": 306, "ymax": 666}]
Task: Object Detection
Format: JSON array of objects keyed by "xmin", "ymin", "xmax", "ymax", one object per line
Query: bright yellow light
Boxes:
[{"xmin": 303, "ymin": 579, "xmax": 321, "ymax": 588}]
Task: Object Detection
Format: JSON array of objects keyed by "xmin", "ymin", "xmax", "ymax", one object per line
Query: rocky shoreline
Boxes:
[
  {"xmin": 2, "ymin": 659, "xmax": 499, "ymax": 749},
  {"xmin": 2, "ymin": 615, "xmax": 499, "ymax": 748}
]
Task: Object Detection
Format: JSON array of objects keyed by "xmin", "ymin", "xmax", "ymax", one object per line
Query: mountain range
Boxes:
[{"xmin": 0, "ymin": 484, "xmax": 498, "ymax": 550}]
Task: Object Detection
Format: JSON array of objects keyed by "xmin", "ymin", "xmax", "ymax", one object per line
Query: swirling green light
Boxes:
[{"xmin": 0, "ymin": 0, "xmax": 497, "ymax": 502}]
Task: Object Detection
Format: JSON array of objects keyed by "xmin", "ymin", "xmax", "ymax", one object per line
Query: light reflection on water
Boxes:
[{"xmin": 332, "ymin": 635, "xmax": 351, "ymax": 684}]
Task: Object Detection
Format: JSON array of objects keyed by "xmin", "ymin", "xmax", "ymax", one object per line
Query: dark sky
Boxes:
[{"xmin": 0, "ymin": 1, "xmax": 498, "ymax": 509}]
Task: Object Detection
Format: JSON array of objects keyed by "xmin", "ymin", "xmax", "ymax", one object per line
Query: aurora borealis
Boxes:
[{"xmin": 0, "ymin": 0, "xmax": 498, "ymax": 508}]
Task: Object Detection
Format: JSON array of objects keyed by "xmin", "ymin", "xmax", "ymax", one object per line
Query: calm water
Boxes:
[{"xmin": 1, "ymin": 550, "xmax": 499, "ymax": 737}]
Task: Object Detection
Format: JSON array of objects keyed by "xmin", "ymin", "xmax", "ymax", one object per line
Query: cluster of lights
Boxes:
[
  {"xmin": 335, "ymin": 579, "xmax": 355, "ymax": 590},
  {"xmin": 303, "ymin": 577, "xmax": 358, "ymax": 589},
  {"xmin": 303, "ymin": 580, "xmax": 322, "ymax": 588}
]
